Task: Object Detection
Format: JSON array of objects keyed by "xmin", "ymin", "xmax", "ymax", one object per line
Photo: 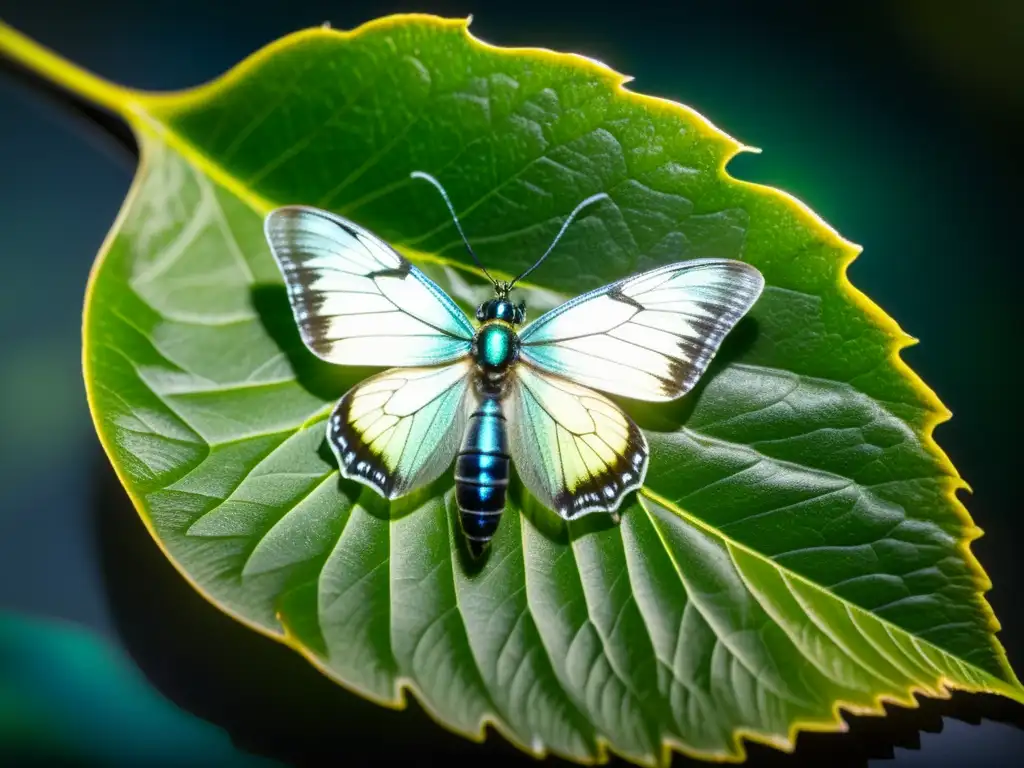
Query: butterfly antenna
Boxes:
[
  {"xmin": 509, "ymin": 192, "xmax": 610, "ymax": 288},
  {"xmin": 410, "ymin": 171, "xmax": 497, "ymax": 286}
]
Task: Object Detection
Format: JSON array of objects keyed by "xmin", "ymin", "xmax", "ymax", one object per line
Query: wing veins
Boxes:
[
  {"xmin": 541, "ymin": 324, "xmax": 687, "ymax": 361},
  {"xmin": 509, "ymin": 365, "xmax": 649, "ymax": 520},
  {"xmin": 332, "ymin": 362, "xmax": 472, "ymax": 498},
  {"xmin": 518, "ymin": 368, "xmax": 603, "ymax": 439},
  {"xmin": 517, "ymin": 261, "xmax": 763, "ymax": 401},
  {"xmin": 522, "ymin": 387, "xmax": 556, "ymax": 491},
  {"xmin": 267, "ymin": 207, "xmax": 475, "ymax": 366},
  {"xmin": 362, "ymin": 274, "xmax": 472, "ymax": 341},
  {"xmin": 402, "ymin": 383, "xmax": 458, "ymax": 473},
  {"xmin": 380, "ymin": 370, "xmax": 470, "ymax": 416},
  {"xmin": 521, "ymin": 309, "xmax": 639, "ymax": 346},
  {"xmin": 529, "ymin": 344, "xmax": 676, "ymax": 390}
]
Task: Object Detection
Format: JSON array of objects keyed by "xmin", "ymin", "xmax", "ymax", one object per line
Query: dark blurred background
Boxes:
[{"xmin": 0, "ymin": 1, "xmax": 1021, "ymax": 765}]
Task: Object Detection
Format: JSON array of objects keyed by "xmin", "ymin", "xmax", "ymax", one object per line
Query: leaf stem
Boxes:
[{"xmin": 0, "ymin": 21, "xmax": 138, "ymax": 113}]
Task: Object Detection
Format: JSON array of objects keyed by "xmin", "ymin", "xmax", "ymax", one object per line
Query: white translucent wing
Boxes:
[
  {"xmin": 265, "ymin": 206, "xmax": 475, "ymax": 367},
  {"xmin": 519, "ymin": 259, "xmax": 764, "ymax": 401},
  {"xmin": 507, "ymin": 363, "xmax": 648, "ymax": 520},
  {"xmin": 329, "ymin": 360, "xmax": 473, "ymax": 499}
]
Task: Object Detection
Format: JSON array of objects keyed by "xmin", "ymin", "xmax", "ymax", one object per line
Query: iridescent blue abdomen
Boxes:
[{"xmin": 455, "ymin": 395, "xmax": 509, "ymax": 558}]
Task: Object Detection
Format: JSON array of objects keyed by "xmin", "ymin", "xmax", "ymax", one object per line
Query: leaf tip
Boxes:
[{"xmin": 893, "ymin": 331, "xmax": 921, "ymax": 354}]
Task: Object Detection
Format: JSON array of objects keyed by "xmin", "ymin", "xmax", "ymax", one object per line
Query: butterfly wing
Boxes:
[
  {"xmin": 507, "ymin": 363, "xmax": 648, "ymax": 520},
  {"xmin": 329, "ymin": 359, "xmax": 474, "ymax": 499},
  {"xmin": 265, "ymin": 206, "xmax": 475, "ymax": 367},
  {"xmin": 518, "ymin": 259, "xmax": 764, "ymax": 401}
]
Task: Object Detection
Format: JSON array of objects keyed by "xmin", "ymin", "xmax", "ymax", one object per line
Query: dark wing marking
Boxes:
[
  {"xmin": 519, "ymin": 259, "xmax": 764, "ymax": 401},
  {"xmin": 265, "ymin": 206, "xmax": 474, "ymax": 367},
  {"xmin": 507, "ymin": 363, "xmax": 648, "ymax": 520}
]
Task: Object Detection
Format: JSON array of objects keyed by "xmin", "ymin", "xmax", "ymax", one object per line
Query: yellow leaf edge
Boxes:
[{"xmin": 2, "ymin": 12, "xmax": 1019, "ymax": 766}]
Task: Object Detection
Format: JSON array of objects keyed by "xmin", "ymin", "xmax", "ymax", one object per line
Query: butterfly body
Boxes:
[
  {"xmin": 453, "ymin": 298, "xmax": 532, "ymax": 554},
  {"xmin": 456, "ymin": 391, "xmax": 511, "ymax": 557},
  {"xmin": 265, "ymin": 174, "xmax": 764, "ymax": 559}
]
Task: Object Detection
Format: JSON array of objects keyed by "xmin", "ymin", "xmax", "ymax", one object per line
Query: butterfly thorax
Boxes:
[
  {"xmin": 472, "ymin": 321, "xmax": 519, "ymax": 378},
  {"xmin": 472, "ymin": 296, "xmax": 524, "ymax": 381}
]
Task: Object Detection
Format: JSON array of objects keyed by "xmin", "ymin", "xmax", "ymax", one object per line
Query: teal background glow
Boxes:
[
  {"xmin": 0, "ymin": 614, "xmax": 276, "ymax": 766},
  {"xmin": 0, "ymin": 1, "xmax": 1021, "ymax": 765}
]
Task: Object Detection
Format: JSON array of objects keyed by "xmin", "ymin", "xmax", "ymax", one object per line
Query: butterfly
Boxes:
[{"xmin": 264, "ymin": 171, "xmax": 764, "ymax": 558}]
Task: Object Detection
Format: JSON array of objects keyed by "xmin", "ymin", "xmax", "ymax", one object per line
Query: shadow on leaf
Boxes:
[
  {"xmin": 513, "ymin": 480, "xmax": 569, "ymax": 546},
  {"xmin": 623, "ymin": 315, "xmax": 761, "ymax": 434},
  {"xmin": 92, "ymin": 451, "xmax": 1023, "ymax": 767},
  {"xmin": 447, "ymin": 495, "xmax": 490, "ymax": 577}
]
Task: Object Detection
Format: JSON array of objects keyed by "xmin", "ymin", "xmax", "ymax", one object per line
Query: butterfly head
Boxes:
[{"xmin": 476, "ymin": 284, "xmax": 526, "ymax": 326}]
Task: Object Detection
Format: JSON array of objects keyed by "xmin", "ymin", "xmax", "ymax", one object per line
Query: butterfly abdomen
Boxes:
[{"xmin": 455, "ymin": 395, "xmax": 509, "ymax": 558}]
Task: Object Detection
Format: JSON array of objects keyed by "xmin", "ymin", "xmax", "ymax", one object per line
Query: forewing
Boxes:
[
  {"xmin": 265, "ymin": 206, "xmax": 475, "ymax": 367},
  {"xmin": 507, "ymin": 363, "xmax": 648, "ymax": 520},
  {"xmin": 519, "ymin": 259, "xmax": 764, "ymax": 401},
  {"xmin": 329, "ymin": 360, "xmax": 473, "ymax": 499}
]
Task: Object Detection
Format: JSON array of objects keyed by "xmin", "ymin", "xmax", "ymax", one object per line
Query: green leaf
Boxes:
[{"xmin": 2, "ymin": 13, "xmax": 1019, "ymax": 765}]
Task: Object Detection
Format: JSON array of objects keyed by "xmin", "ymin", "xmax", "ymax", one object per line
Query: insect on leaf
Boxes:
[{"xmin": 1, "ymin": 13, "xmax": 1020, "ymax": 766}]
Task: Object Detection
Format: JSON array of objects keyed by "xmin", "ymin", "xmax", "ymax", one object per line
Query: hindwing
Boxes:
[
  {"xmin": 329, "ymin": 360, "xmax": 474, "ymax": 499},
  {"xmin": 507, "ymin": 363, "xmax": 647, "ymax": 519}
]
